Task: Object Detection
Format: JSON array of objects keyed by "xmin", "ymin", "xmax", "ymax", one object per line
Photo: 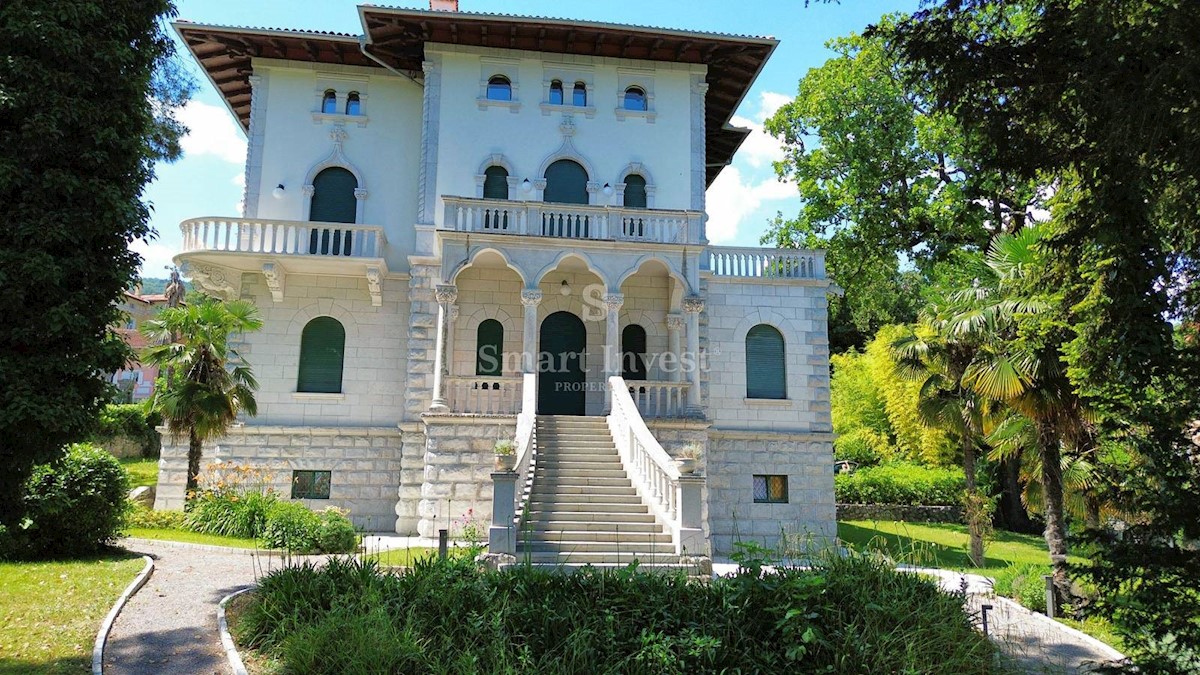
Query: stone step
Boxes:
[
  {"xmin": 519, "ymin": 541, "xmax": 676, "ymax": 554},
  {"xmin": 532, "ymin": 475, "xmax": 633, "ymax": 486},
  {"xmin": 528, "ymin": 530, "xmax": 672, "ymax": 543},
  {"xmin": 526, "ymin": 501, "xmax": 648, "ymax": 514},
  {"xmin": 528, "ymin": 493, "xmax": 645, "ymax": 505},
  {"xmin": 524, "ymin": 511, "xmax": 656, "ymax": 524},
  {"xmin": 535, "ymin": 460, "xmax": 624, "ymax": 471},
  {"xmin": 521, "ymin": 519, "xmax": 663, "ymax": 533},
  {"xmin": 529, "ymin": 484, "xmax": 637, "ymax": 497},
  {"xmin": 515, "ymin": 551, "xmax": 682, "ymax": 565},
  {"xmin": 535, "ymin": 468, "xmax": 628, "ymax": 479}
]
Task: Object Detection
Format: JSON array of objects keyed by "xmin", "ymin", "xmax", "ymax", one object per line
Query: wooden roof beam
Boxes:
[
  {"xmin": 510, "ymin": 25, "xmax": 517, "ymax": 48},
  {"xmin": 675, "ymin": 40, "xmax": 693, "ymax": 60},
  {"xmin": 566, "ymin": 29, "xmax": 576, "ymax": 52},
  {"xmin": 592, "ymin": 32, "xmax": 605, "ymax": 55}
]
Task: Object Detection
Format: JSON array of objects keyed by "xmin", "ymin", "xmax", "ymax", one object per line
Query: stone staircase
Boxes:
[{"xmin": 518, "ymin": 416, "xmax": 679, "ymax": 566}]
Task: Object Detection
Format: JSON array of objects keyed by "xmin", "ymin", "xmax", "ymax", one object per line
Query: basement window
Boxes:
[
  {"xmin": 292, "ymin": 470, "xmax": 332, "ymax": 499},
  {"xmin": 753, "ymin": 475, "xmax": 788, "ymax": 504}
]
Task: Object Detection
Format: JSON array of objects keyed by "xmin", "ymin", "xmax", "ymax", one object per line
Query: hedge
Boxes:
[
  {"xmin": 835, "ymin": 462, "xmax": 965, "ymax": 507},
  {"xmin": 92, "ymin": 403, "xmax": 161, "ymax": 457}
]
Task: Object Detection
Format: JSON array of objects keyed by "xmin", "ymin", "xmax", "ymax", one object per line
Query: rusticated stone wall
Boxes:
[{"xmin": 417, "ymin": 414, "xmax": 516, "ymax": 538}]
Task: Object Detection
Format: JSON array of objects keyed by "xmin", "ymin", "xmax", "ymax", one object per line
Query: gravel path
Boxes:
[{"xmin": 103, "ymin": 540, "xmax": 304, "ymax": 675}]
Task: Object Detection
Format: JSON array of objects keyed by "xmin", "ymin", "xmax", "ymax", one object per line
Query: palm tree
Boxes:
[{"xmin": 141, "ymin": 297, "xmax": 262, "ymax": 493}]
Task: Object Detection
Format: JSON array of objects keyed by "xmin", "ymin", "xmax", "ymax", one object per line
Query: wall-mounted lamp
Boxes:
[
  {"xmin": 272, "ymin": 183, "xmax": 286, "ymax": 199},
  {"xmin": 522, "ymin": 178, "xmax": 533, "ymax": 193},
  {"xmin": 560, "ymin": 279, "xmax": 570, "ymax": 296},
  {"xmin": 602, "ymin": 183, "xmax": 613, "ymax": 197}
]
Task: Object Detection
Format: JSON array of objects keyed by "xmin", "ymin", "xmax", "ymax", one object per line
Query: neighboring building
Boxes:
[
  {"xmin": 110, "ymin": 290, "xmax": 170, "ymax": 401},
  {"xmin": 161, "ymin": 2, "xmax": 836, "ymax": 560}
]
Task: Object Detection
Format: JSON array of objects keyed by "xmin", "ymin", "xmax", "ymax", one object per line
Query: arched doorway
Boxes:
[
  {"xmin": 543, "ymin": 159, "xmax": 588, "ymax": 205},
  {"xmin": 538, "ymin": 311, "xmax": 586, "ymax": 415}
]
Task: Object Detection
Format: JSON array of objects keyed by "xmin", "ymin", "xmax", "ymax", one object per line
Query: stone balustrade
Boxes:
[
  {"xmin": 441, "ymin": 196, "xmax": 699, "ymax": 244},
  {"xmin": 627, "ymin": 381, "xmax": 689, "ymax": 418},
  {"xmin": 180, "ymin": 217, "xmax": 386, "ymax": 259},
  {"xmin": 707, "ymin": 246, "xmax": 824, "ymax": 279},
  {"xmin": 445, "ymin": 376, "xmax": 523, "ymax": 416}
]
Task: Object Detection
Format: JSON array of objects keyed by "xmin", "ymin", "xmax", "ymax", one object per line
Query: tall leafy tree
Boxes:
[
  {"xmin": 0, "ymin": 1, "xmax": 190, "ymax": 529},
  {"xmin": 889, "ymin": 1, "xmax": 1200, "ymax": 665},
  {"xmin": 142, "ymin": 299, "xmax": 263, "ymax": 492}
]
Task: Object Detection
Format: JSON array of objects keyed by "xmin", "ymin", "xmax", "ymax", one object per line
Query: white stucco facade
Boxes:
[{"xmin": 163, "ymin": 6, "xmax": 836, "ymax": 557}]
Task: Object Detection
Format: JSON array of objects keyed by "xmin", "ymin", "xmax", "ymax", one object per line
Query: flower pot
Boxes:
[
  {"xmin": 495, "ymin": 453, "xmax": 517, "ymax": 472},
  {"xmin": 675, "ymin": 457, "xmax": 697, "ymax": 474}
]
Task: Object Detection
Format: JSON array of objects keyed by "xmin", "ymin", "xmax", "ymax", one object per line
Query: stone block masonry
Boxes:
[
  {"xmin": 155, "ymin": 425, "xmax": 402, "ymax": 532},
  {"xmin": 417, "ymin": 414, "xmax": 516, "ymax": 538}
]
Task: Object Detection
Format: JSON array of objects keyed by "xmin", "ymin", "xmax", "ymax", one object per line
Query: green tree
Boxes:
[
  {"xmin": 763, "ymin": 15, "xmax": 1043, "ymax": 352},
  {"xmin": 0, "ymin": 1, "xmax": 190, "ymax": 530},
  {"xmin": 142, "ymin": 298, "xmax": 263, "ymax": 492},
  {"xmin": 890, "ymin": 2, "xmax": 1200, "ymax": 663}
]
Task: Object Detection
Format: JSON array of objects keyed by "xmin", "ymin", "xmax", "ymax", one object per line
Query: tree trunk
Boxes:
[
  {"xmin": 997, "ymin": 456, "xmax": 1039, "ymax": 534},
  {"xmin": 1038, "ymin": 421, "xmax": 1072, "ymax": 614},
  {"xmin": 186, "ymin": 427, "xmax": 203, "ymax": 496},
  {"xmin": 963, "ymin": 437, "xmax": 985, "ymax": 567}
]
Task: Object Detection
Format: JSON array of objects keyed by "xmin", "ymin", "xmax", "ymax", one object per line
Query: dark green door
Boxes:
[
  {"xmin": 538, "ymin": 311, "xmax": 587, "ymax": 415},
  {"xmin": 543, "ymin": 159, "xmax": 588, "ymax": 204}
]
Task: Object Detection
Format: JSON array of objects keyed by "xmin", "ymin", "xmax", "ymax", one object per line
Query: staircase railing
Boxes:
[
  {"xmin": 488, "ymin": 373, "xmax": 537, "ymax": 555},
  {"xmin": 607, "ymin": 376, "xmax": 705, "ymax": 556}
]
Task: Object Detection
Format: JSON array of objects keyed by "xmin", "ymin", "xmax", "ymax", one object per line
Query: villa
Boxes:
[{"xmin": 158, "ymin": 1, "xmax": 837, "ymax": 562}]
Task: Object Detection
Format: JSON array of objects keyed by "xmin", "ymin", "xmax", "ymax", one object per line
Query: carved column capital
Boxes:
[
  {"xmin": 301, "ymin": 184, "xmax": 315, "ymax": 198},
  {"xmin": 449, "ymin": 305, "xmax": 460, "ymax": 321},
  {"xmin": 682, "ymin": 295, "xmax": 705, "ymax": 314},
  {"xmin": 603, "ymin": 293, "xmax": 625, "ymax": 311},
  {"xmin": 520, "ymin": 289, "xmax": 544, "ymax": 306},
  {"xmin": 666, "ymin": 313, "xmax": 685, "ymax": 330},
  {"xmin": 434, "ymin": 284, "xmax": 458, "ymax": 305},
  {"xmin": 354, "ymin": 188, "xmax": 369, "ymax": 200}
]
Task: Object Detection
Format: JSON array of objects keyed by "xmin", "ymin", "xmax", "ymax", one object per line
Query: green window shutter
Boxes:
[
  {"xmin": 746, "ymin": 324, "xmax": 786, "ymax": 399},
  {"xmin": 544, "ymin": 159, "xmax": 588, "ymax": 205},
  {"xmin": 622, "ymin": 324, "xmax": 648, "ymax": 380},
  {"xmin": 483, "ymin": 166, "xmax": 509, "ymax": 200},
  {"xmin": 310, "ymin": 167, "xmax": 358, "ymax": 224},
  {"xmin": 476, "ymin": 319, "xmax": 504, "ymax": 376},
  {"xmin": 298, "ymin": 317, "xmax": 346, "ymax": 393},
  {"xmin": 623, "ymin": 175, "xmax": 647, "ymax": 208}
]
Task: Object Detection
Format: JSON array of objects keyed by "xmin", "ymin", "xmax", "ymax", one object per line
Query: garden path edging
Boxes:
[
  {"xmin": 218, "ymin": 587, "xmax": 255, "ymax": 675},
  {"xmin": 92, "ymin": 554, "xmax": 154, "ymax": 675}
]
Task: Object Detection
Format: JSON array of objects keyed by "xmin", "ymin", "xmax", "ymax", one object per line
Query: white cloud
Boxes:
[
  {"xmin": 705, "ymin": 166, "xmax": 795, "ymax": 244},
  {"xmin": 232, "ymin": 173, "xmax": 246, "ymax": 215},
  {"xmin": 178, "ymin": 101, "xmax": 247, "ymax": 164},
  {"xmin": 130, "ymin": 238, "xmax": 178, "ymax": 278},
  {"xmin": 729, "ymin": 91, "xmax": 792, "ymax": 169}
]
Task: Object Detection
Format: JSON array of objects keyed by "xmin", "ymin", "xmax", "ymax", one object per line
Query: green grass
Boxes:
[
  {"xmin": 1057, "ymin": 616, "xmax": 1125, "ymax": 654},
  {"xmin": 118, "ymin": 457, "xmax": 158, "ymax": 490},
  {"xmin": 0, "ymin": 551, "xmax": 145, "ymax": 674},
  {"xmin": 124, "ymin": 527, "xmax": 260, "ymax": 549},
  {"xmin": 366, "ymin": 546, "xmax": 479, "ymax": 567},
  {"xmin": 837, "ymin": 520, "xmax": 1085, "ymax": 576}
]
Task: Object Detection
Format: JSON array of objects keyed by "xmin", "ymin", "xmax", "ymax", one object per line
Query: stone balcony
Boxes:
[
  {"xmin": 174, "ymin": 217, "xmax": 388, "ymax": 304},
  {"xmin": 440, "ymin": 196, "xmax": 703, "ymax": 246}
]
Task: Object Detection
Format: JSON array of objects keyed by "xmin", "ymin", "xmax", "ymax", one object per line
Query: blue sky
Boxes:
[{"xmin": 137, "ymin": 0, "xmax": 919, "ymax": 276}]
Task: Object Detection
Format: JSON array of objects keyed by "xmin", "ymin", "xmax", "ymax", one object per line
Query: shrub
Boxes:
[
  {"xmin": 186, "ymin": 490, "xmax": 276, "ymax": 539},
  {"xmin": 993, "ymin": 563, "xmax": 1050, "ymax": 614},
  {"xmin": 835, "ymin": 461, "xmax": 965, "ymax": 506},
  {"xmin": 834, "ymin": 427, "xmax": 888, "ymax": 467},
  {"xmin": 125, "ymin": 504, "xmax": 186, "ymax": 530},
  {"xmin": 260, "ymin": 501, "xmax": 322, "ymax": 553},
  {"xmin": 18, "ymin": 443, "xmax": 129, "ymax": 557},
  {"xmin": 93, "ymin": 403, "xmax": 161, "ymax": 457},
  {"xmin": 314, "ymin": 509, "xmax": 358, "ymax": 554},
  {"xmin": 234, "ymin": 553, "xmax": 997, "ymax": 674}
]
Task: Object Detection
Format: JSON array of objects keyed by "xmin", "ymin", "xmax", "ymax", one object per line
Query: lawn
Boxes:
[
  {"xmin": 0, "ymin": 552, "xmax": 145, "ymax": 674},
  {"xmin": 118, "ymin": 457, "xmax": 158, "ymax": 490},
  {"xmin": 366, "ymin": 546, "xmax": 480, "ymax": 567},
  {"xmin": 123, "ymin": 527, "xmax": 260, "ymax": 549},
  {"xmin": 837, "ymin": 520, "xmax": 1080, "ymax": 576}
]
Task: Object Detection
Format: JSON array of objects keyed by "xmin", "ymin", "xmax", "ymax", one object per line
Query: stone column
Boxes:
[
  {"xmin": 430, "ymin": 284, "xmax": 457, "ymax": 410},
  {"xmin": 682, "ymin": 296, "xmax": 704, "ymax": 415},
  {"xmin": 445, "ymin": 305, "xmax": 459, "ymax": 378},
  {"xmin": 520, "ymin": 289, "xmax": 543, "ymax": 374},
  {"xmin": 603, "ymin": 293, "xmax": 624, "ymax": 413},
  {"xmin": 666, "ymin": 313, "xmax": 684, "ymax": 383}
]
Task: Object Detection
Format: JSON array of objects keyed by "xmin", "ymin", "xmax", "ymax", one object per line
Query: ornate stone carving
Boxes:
[
  {"xmin": 354, "ymin": 188, "xmax": 369, "ymax": 201},
  {"xmin": 682, "ymin": 295, "xmax": 705, "ymax": 314},
  {"xmin": 559, "ymin": 114, "xmax": 576, "ymax": 138},
  {"xmin": 449, "ymin": 305, "xmax": 460, "ymax": 321},
  {"xmin": 434, "ymin": 284, "xmax": 458, "ymax": 305},
  {"xmin": 301, "ymin": 184, "xmax": 315, "ymax": 198},
  {"xmin": 261, "ymin": 262, "xmax": 284, "ymax": 303},
  {"xmin": 329, "ymin": 124, "xmax": 348, "ymax": 148},
  {"xmin": 666, "ymin": 313, "xmax": 685, "ymax": 330},
  {"xmin": 366, "ymin": 266, "xmax": 383, "ymax": 307},
  {"xmin": 603, "ymin": 293, "xmax": 625, "ymax": 311},
  {"xmin": 182, "ymin": 262, "xmax": 238, "ymax": 300},
  {"xmin": 520, "ymin": 289, "xmax": 543, "ymax": 306}
]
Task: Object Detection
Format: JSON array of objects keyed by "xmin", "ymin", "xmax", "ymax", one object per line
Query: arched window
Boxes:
[
  {"xmin": 543, "ymin": 159, "xmax": 588, "ymax": 205},
  {"xmin": 476, "ymin": 319, "xmax": 504, "ymax": 377},
  {"xmin": 622, "ymin": 324, "xmax": 648, "ymax": 380},
  {"xmin": 297, "ymin": 317, "xmax": 346, "ymax": 394},
  {"xmin": 623, "ymin": 174, "xmax": 648, "ymax": 209},
  {"xmin": 309, "ymin": 167, "xmax": 358, "ymax": 255},
  {"xmin": 345, "ymin": 91, "xmax": 361, "ymax": 115},
  {"xmin": 487, "ymin": 75, "xmax": 512, "ymax": 101},
  {"xmin": 321, "ymin": 89, "xmax": 337, "ymax": 114},
  {"xmin": 746, "ymin": 324, "xmax": 786, "ymax": 399},
  {"xmin": 483, "ymin": 165, "xmax": 509, "ymax": 200},
  {"xmin": 548, "ymin": 80, "xmax": 564, "ymax": 105},
  {"xmin": 623, "ymin": 86, "xmax": 647, "ymax": 111},
  {"xmin": 572, "ymin": 81, "xmax": 587, "ymax": 107}
]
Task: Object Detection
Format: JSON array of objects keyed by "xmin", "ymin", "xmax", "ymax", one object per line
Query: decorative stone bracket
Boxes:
[
  {"xmin": 182, "ymin": 262, "xmax": 239, "ymax": 300},
  {"xmin": 366, "ymin": 266, "xmax": 383, "ymax": 307},
  {"xmin": 262, "ymin": 262, "xmax": 284, "ymax": 302}
]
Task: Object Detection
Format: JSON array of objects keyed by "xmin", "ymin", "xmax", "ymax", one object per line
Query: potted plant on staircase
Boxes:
[
  {"xmin": 675, "ymin": 443, "xmax": 702, "ymax": 475},
  {"xmin": 494, "ymin": 439, "xmax": 516, "ymax": 471}
]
